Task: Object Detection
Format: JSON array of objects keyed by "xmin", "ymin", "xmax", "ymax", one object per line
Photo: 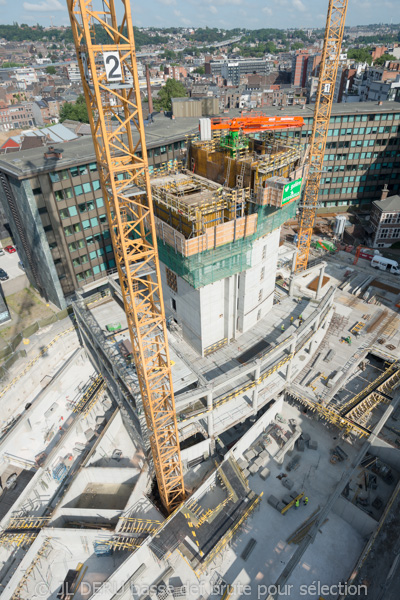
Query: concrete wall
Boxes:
[
  {"xmin": 369, "ymin": 437, "xmax": 400, "ymax": 472},
  {"xmin": 200, "ymin": 279, "xmax": 226, "ymax": 350},
  {"xmin": 333, "ymin": 496, "xmax": 377, "ymax": 537},
  {"xmin": 238, "ymin": 229, "xmax": 279, "ymax": 333},
  {"xmin": 231, "ymin": 395, "xmax": 284, "ymax": 459},
  {"xmin": 172, "ymin": 97, "xmax": 219, "ymax": 118},
  {"xmin": 61, "ymin": 467, "xmax": 140, "ymax": 508},
  {"xmin": 161, "ymin": 265, "xmax": 203, "ymax": 354},
  {"xmin": 0, "ymin": 175, "xmax": 66, "ymax": 309},
  {"xmin": 181, "ymin": 439, "xmax": 211, "ymax": 465},
  {"xmin": 161, "ymin": 264, "xmax": 235, "ymax": 355}
]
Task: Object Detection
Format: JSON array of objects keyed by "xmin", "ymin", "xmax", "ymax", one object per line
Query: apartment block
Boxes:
[
  {"xmin": 0, "ymin": 103, "xmax": 35, "ymax": 132},
  {"xmin": 208, "ymin": 59, "xmax": 274, "ymax": 86}
]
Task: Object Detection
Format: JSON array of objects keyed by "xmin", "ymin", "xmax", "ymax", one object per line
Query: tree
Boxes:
[
  {"xmin": 59, "ymin": 94, "xmax": 89, "ymax": 123},
  {"xmin": 163, "ymin": 49, "xmax": 177, "ymax": 61},
  {"xmin": 46, "ymin": 66, "xmax": 56, "ymax": 75},
  {"xmin": 347, "ymin": 48, "xmax": 373, "ymax": 65},
  {"xmin": 374, "ymin": 53, "xmax": 397, "ymax": 66},
  {"xmin": 194, "ymin": 66, "xmax": 205, "ymax": 75},
  {"xmin": 153, "ymin": 79, "xmax": 187, "ymax": 112}
]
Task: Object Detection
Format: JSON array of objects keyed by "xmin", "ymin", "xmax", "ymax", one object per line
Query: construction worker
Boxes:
[
  {"xmin": 304, "ymin": 496, "xmax": 309, "ymax": 506},
  {"xmin": 295, "ymin": 499, "xmax": 300, "ymax": 509},
  {"xmin": 299, "ymin": 314, "xmax": 303, "ymax": 324},
  {"xmin": 290, "ymin": 316, "xmax": 294, "ymax": 324},
  {"xmin": 281, "ymin": 324, "xmax": 285, "ymax": 331}
]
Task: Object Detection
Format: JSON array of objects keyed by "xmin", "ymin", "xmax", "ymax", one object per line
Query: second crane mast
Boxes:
[
  {"xmin": 67, "ymin": 0, "xmax": 185, "ymax": 513},
  {"xmin": 295, "ymin": 0, "xmax": 349, "ymax": 272}
]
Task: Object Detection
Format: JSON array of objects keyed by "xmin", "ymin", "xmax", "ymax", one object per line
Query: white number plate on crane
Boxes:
[
  {"xmin": 103, "ymin": 51, "xmax": 123, "ymax": 82},
  {"xmin": 323, "ymin": 83, "xmax": 331, "ymax": 93}
]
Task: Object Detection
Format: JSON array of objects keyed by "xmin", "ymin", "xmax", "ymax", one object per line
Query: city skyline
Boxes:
[{"xmin": 4, "ymin": 0, "xmax": 399, "ymax": 31}]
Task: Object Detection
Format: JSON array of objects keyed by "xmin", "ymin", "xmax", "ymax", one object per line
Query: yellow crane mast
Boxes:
[
  {"xmin": 66, "ymin": 0, "xmax": 185, "ymax": 513},
  {"xmin": 295, "ymin": 0, "xmax": 349, "ymax": 271}
]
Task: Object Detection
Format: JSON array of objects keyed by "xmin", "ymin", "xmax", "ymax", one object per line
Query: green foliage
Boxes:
[
  {"xmin": 194, "ymin": 66, "xmax": 205, "ymax": 75},
  {"xmin": 347, "ymin": 48, "xmax": 373, "ymax": 65},
  {"xmin": 2, "ymin": 61, "xmax": 23, "ymax": 67},
  {"xmin": 59, "ymin": 94, "xmax": 89, "ymax": 123},
  {"xmin": 291, "ymin": 42, "xmax": 304, "ymax": 51},
  {"xmin": 153, "ymin": 79, "xmax": 187, "ymax": 112},
  {"xmin": 163, "ymin": 49, "xmax": 177, "ymax": 61},
  {"xmin": 374, "ymin": 53, "xmax": 397, "ymax": 66},
  {"xmin": 46, "ymin": 66, "xmax": 56, "ymax": 74},
  {"xmin": 191, "ymin": 27, "xmax": 221, "ymax": 43},
  {"xmin": 245, "ymin": 28, "xmax": 287, "ymax": 43},
  {"xmin": 184, "ymin": 46, "xmax": 201, "ymax": 57},
  {"xmin": 0, "ymin": 23, "xmax": 166, "ymax": 50},
  {"xmin": 237, "ymin": 40, "xmax": 278, "ymax": 57},
  {"xmin": 353, "ymin": 32, "xmax": 398, "ymax": 45}
]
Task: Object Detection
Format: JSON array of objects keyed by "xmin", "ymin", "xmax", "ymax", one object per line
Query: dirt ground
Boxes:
[{"xmin": 0, "ymin": 287, "xmax": 57, "ymax": 346}]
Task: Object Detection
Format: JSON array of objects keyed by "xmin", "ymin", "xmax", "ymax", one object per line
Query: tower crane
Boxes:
[
  {"xmin": 295, "ymin": 0, "xmax": 349, "ymax": 272},
  {"xmin": 66, "ymin": 0, "xmax": 184, "ymax": 513}
]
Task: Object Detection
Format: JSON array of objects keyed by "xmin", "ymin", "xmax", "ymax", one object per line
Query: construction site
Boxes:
[{"xmin": 1, "ymin": 1, "xmax": 400, "ymax": 600}]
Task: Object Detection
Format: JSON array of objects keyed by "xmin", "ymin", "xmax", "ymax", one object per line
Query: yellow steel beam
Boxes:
[
  {"xmin": 295, "ymin": 0, "xmax": 349, "ymax": 271},
  {"xmin": 67, "ymin": 0, "xmax": 184, "ymax": 513}
]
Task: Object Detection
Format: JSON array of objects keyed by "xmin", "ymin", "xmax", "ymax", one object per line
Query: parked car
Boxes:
[
  {"xmin": 4, "ymin": 245, "xmax": 16, "ymax": 254},
  {"xmin": 0, "ymin": 268, "xmax": 9, "ymax": 281}
]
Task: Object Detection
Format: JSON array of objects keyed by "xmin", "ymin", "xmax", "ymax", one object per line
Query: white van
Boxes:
[{"xmin": 370, "ymin": 255, "xmax": 400, "ymax": 274}]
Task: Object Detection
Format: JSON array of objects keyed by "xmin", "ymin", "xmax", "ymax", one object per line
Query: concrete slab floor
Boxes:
[
  {"xmin": 1, "ymin": 352, "xmax": 96, "ymax": 463},
  {"xmin": 203, "ymin": 404, "xmax": 363, "ymax": 599},
  {"xmin": 279, "ymin": 513, "xmax": 365, "ymax": 600},
  {"xmin": 0, "ymin": 324, "xmax": 80, "ymax": 429}
]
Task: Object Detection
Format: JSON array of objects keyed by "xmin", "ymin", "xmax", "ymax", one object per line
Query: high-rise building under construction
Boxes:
[{"xmin": 149, "ymin": 126, "xmax": 306, "ymax": 355}]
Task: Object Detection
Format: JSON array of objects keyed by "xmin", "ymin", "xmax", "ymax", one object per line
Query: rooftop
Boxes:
[{"xmin": 373, "ymin": 194, "xmax": 400, "ymax": 212}]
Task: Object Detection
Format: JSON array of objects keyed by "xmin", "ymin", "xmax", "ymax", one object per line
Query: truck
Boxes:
[{"xmin": 370, "ymin": 255, "xmax": 400, "ymax": 274}]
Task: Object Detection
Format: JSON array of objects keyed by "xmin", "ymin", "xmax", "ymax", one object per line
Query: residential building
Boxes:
[
  {"xmin": 208, "ymin": 59, "xmax": 274, "ymax": 86},
  {"xmin": 291, "ymin": 50, "xmax": 309, "ymax": 87},
  {"xmin": 370, "ymin": 192, "xmax": 400, "ymax": 248},
  {"xmin": 31, "ymin": 97, "xmax": 65, "ymax": 126},
  {"xmin": 63, "ymin": 61, "xmax": 82, "ymax": 83},
  {"xmin": 164, "ymin": 65, "xmax": 187, "ymax": 80},
  {"xmin": 0, "ymin": 103, "xmax": 35, "ymax": 132}
]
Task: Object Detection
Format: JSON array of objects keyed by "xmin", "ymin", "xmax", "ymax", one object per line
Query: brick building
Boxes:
[{"xmin": 0, "ymin": 103, "xmax": 35, "ymax": 132}]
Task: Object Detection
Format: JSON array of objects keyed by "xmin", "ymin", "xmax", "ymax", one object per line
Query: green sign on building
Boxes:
[{"xmin": 282, "ymin": 178, "xmax": 302, "ymax": 206}]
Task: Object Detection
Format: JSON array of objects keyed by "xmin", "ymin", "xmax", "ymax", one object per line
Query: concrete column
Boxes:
[
  {"xmin": 289, "ymin": 276, "xmax": 295, "ymax": 297},
  {"xmin": 316, "ymin": 264, "xmax": 325, "ymax": 300},
  {"xmin": 252, "ymin": 364, "xmax": 261, "ymax": 413},
  {"xmin": 288, "ymin": 250, "xmax": 297, "ymax": 297},
  {"xmin": 291, "ymin": 249, "xmax": 297, "ymax": 273},
  {"xmin": 206, "ymin": 390, "xmax": 214, "ymax": 438},
  {"xmin": 286, "ymin": 340, "xmax": 296, "ymax": 382}
]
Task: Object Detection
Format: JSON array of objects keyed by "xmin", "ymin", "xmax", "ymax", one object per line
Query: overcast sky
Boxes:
[{"xmin": 7, "ymin": 0, "xmax": 399, "ymax": 30}]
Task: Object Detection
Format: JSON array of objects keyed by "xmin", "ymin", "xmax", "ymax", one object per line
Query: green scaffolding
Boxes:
[{"xmin": 157, "ymin": 200, "xmax": 298, "ymax": 289}]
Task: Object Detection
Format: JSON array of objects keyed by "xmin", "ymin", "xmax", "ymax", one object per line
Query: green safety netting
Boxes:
[{"xmin": 157, "ymin": 200, "xmax": 298, "ymax": 288}]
